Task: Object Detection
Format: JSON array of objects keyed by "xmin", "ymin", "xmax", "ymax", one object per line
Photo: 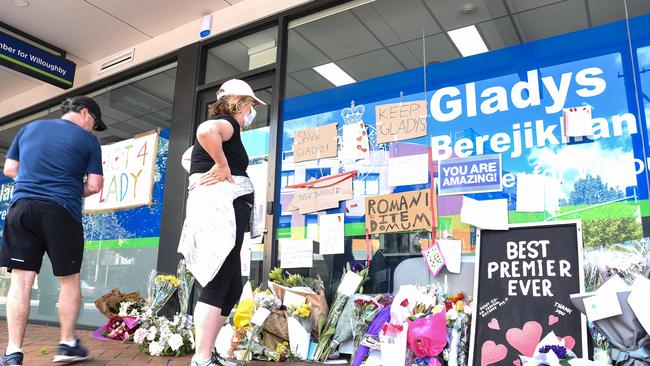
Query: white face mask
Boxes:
[{"xmin": 244, "ymin": 106, "xmax": 256, "ymax": 128}]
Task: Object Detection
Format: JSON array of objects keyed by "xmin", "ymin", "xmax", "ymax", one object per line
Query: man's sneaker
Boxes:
[
  {"xmin": 52, "ymin": 339, "xmax": 89, "ymax": 364},
  {"xmin": 0, "ymin": 352, "xmax": 23, "ymax": 366},
  {"xmin": 190, "ymin": 349, "xmax": 236, "ymax": 366}
]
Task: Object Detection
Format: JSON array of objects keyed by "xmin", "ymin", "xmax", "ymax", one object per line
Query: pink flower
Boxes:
[{"xmin": 400, "ymin": 299, "xmax": 409, "ymax": 307}]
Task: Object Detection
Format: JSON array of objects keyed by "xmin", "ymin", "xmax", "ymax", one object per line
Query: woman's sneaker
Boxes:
[
  {"xmin": 52, "ymin": 339, "xmax": 89, "ymax": 364},
  {"xmin": 0, "ymin": 352, "xmax": 23, "ymax": 366},
  {"xmin": 191, "ymin": 349, "xmax": 236, "ymax": 366}
]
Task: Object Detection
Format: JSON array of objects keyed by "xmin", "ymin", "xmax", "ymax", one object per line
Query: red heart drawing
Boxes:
[
  {"xmin": 506, "ymin": 321, "xmax": 542, "ymax": 357},
  {"xmin": 513, "ymin": 360, "xmax": 522, "ymax": 366},
  {"xmin": 481, "ymin": 341, "xmax": 507, "ymax": 366},
  {"xmin": 356, "ymin": 136, "xmax": 362, "ymax": 142},
  {"xmin": 548, "ymin": 315, "xmax": 559, "ymax": 326},
  {"xmin": 488, "ymin": 318, "xmax": 500, "ymax": 330},
  {"xmin": 557, "ymin": 336, "xmax": 576, "ymax": 350}
]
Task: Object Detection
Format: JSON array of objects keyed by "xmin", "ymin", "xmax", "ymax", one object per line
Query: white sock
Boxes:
[
  {"xmin": 5, "ymin": 345, "xmax": 22, "ymax": 355},
  {"xmin": 60, "ymin": 339, "xmax": 77, "ymax": 347}
]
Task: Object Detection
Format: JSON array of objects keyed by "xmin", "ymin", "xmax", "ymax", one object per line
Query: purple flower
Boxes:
[{"xmin": 538, "ymin": 345, "xmax": 568, "ymax": 359}]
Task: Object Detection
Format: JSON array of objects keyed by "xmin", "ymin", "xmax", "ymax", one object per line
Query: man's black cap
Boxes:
[{"xmin": 65, "ymin": 96, "xmax": 107, "ymax": 131}]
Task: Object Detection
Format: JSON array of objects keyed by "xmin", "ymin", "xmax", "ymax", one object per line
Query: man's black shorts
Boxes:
[{"xmin": 0, "ymin": 199, "xmax": 84, "ymax": 276}]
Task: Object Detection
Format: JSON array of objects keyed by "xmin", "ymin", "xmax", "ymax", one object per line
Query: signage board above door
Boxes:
[{"xmin": 0, "ymin": 30, "xmax": 76, "ymax": 89}]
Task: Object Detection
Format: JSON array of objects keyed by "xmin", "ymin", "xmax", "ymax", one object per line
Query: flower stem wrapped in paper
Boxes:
[
  {"xmin": 313, "ymin": 264, "xmax": 368, "ymax": 361},
  {"xmin": 145, "ymin": 271, "xmax": 179, "ymax": 316},
  {"xmin": 286, "ymin": 302, "xmax": 312, "ymax": 360},
  {"xmin": 351, "ymin": 305, "xmax": 392, "ymax": 366},
  {"xmin": 267, "ymin": 267, "xmax": 328, "ymax": 331},
  {"xmin": 176, "ymin": 259, "xmax": 194, "ymax": 319}
]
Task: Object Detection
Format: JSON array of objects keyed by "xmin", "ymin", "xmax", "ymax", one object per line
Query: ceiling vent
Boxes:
[{"xmin": 98, "ymin": 48, "xmax": 135, "ymax": 74}]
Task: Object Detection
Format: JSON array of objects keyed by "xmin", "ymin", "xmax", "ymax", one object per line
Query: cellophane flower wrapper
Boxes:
[
  {"xmin": 331, "ymin": 294, "xmax": 369, "ymax": 350},
  {"xmin": 350, "ymin": 296, "xmax": 382, "ymax": 350},
  {"xmin": 145, "ymin": 270, "xmax": 179, "ymax": 316},
  {"xmin": 176, "ymin": 259, "xmax": 194, "ymax": 319},
  {"xmin": 351, "ymin": 305, "xmax": 392, "ymax": 366},
  {"xmin": 93, "ymin": 316, "xmax": 140, "ymax": 341},
  {"xmin": 519, "ymin": 331, "xmax": 576, "ymax": 366},
  {"xmin": 313, "ymin": 268, "xmax": 365, "ymax": 361},
  {"xmin": 407, "ymin": 309, "xmax": 447, "ymax": 366}
]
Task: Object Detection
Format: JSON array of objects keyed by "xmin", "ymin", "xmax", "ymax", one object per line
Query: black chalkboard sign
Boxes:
[{"xmin": 469, "ymin": 221, "xmax": 587, "ymax": 366}]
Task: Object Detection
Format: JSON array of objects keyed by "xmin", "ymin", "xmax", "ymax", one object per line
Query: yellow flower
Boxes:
[
  {"xmin": 155, "ymin": 275, "xmax": 179, "ymax": 287},
  {"xmin": 233, "ymin": 299, "xmax": 255, "ymax": 329}
]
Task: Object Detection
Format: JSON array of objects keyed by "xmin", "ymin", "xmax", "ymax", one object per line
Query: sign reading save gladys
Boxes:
[
  {"xmin": 438, "ymin": 154, "xmax": 502, "ymax": 196},
  {"xmin": 375, "ymin": 101, "xmax": 427, "ymax": 144},
  {"xmin": 84, "ymin": 131, "xmax": 159, "ymax": 212},
  {"xmin": 365, "ymin": 189, "xmax": 436, "ymax": 235},
  {"xmin": 292, "ymin": 123, "xmax": 338, "ymax": 162},
  {"xmin": 0, "ymin": 30, "xmax": 76, "ymax": 89},
  {"xmin": 469, "ymin": 222, "xmax": 586, "ymax": 366}
]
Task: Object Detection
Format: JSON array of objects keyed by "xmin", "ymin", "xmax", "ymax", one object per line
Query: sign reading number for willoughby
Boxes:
[
  {"xmin": 469, "ymin": 221, "xmax": 587, "ymax": 366},
  {"xmin": 84, "ymin": 130, "xmax": 159, "ymax": 212}
]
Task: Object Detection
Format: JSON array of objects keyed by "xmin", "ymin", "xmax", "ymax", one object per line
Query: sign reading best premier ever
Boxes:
[{"xmin": 0, "ymin": 30, "xmax": 76, "ymax": 89}]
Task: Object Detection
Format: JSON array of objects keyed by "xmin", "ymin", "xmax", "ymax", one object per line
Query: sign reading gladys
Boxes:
[
  {"xmin": 0, "ymin": 30, "xmax": 76, "ymax": 89},
  {"xmin": 438, "ymin": 154, "xmax": 502, "ymax": 196}
]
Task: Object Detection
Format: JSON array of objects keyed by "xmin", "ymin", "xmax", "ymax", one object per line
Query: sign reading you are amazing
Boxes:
[
  {"xmin": 469, "ymin": 222, "xmax": 587, "ymax": 366},
  {"xmin": 84, "ymin": 131, "xmax": 159, "ymax": 212}
]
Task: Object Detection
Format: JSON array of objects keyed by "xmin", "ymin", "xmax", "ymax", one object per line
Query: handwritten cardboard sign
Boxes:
[
  {"xmin": 287, "ymin": 174, "xmax": 354, "ymax": 214},
  {"xmin": 365, "ymin": 189, "xmax": 436, "ymax": 235},
  {"xmin": 292, "ymin": 123, "xmax": 338, "ymax": 162},
  {"xmin": 375, "ymin": 101, "xmax": 427, "ymax": 144},
  {"xmin": 84, "ymin": 130, "xmax": 159, "ymax": 212}
]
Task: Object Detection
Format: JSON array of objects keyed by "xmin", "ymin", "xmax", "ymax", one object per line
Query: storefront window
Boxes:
[
  {"xmin": 279, "ymin": 0, "xmax": 650, "ymax": 299},
  {"xmin": 0, "ymin": 64, "xmax": 177, "ymax": 327},
  {"xmin": 204, "ymin": 27, "xmax": 278, "ymax": 84}
]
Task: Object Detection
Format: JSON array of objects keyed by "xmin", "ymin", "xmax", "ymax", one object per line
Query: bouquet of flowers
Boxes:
[
  {"xmin": 133, "ymin": 313, "xmax": 194, "ymax": 356},
  {"xmin": 286, "ymin": 302, "xmax": 312, "ymax": 359},
  {"xmin": 93, "ymin": 296, "xmax": 144, "ymax": 341},
  {"xmin": 518, "ymin": 331, "xmax": 576, "ymax": 366},
  {"xmin": 268, "ymin": 267, "xmax": 328, "ymax": 331},
  {"xmin": 94, "ymin": 288, "xmax": 144, "ymax": 319},
  {"xmin": 350, "ymin": 296, "xmax": 382, "ymax": 349},
  {"xmin": 351, "ymin": 305, "xmax": 392, "ymax": 366},
  {"xmin": 313, "ymin": 264, "xmax": 368, "ymax": 361},
  {"xmin": 407, "ymin": 308, "xmax": 448, "ymax": 366},
  {"xmin": 443, "ymin": 293, "xmax": 472, "ymax": 366},
  {"xmin": 241, "ymin": 291, "xmax": 282, "ymax": 364},
  {"xmin": 380, "ymin": 322, "xmax": 409, "ymax": 366},
  {"xmin": 145, "ymin": 271, "xmax": 179, "ymax": 316},
  {"xmin": 176, "ymin": 259, "xmax": 194, "ymax": 318}
]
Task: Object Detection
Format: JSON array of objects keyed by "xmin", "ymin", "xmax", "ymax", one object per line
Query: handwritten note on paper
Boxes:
[
  {"xmin": 280, "ymin": 239, "xmax": 314, "ymax": 269},
  {"xmin": 516, "ymin": 174, "xmax": 546, "ymax": 212},
  {"xmin": 288, "ymin": 177, "xmax": 354, "ymax": 214},
  {"xmin": 319, "ymin": 213, "xmax": 345, "ymax": 255},
  {"xmin": 292, "ymin": 123, "xmax": 338, "ymax": 163},
  {"xmin": 563, "ymin": 106, "xmax": 593, "ymax": 137},
  {"xmin": 375, "ymin": 101, "xmax": 427, "ymax": 144},
  {"xmin": 387, "ymin": 154, "xmax": 429, "ymax": 187},
  {"xmin": 342, "ymin": 122, "xmax": 369, "ymax": 161},
  {"xmin": 365, "ymin": 189, "xmax": 435, "ymax": 235},
  {"xmin": 460, "ymin": 196, "xmax": 509, "ymax": 230}
]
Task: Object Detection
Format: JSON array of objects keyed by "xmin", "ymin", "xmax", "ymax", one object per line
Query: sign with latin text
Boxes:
[
  {"xmin": 84, "ymin": 130, "xmax": 159, "ymax": 212},
  {"xmin": 438, "ymin": 154, "xmax": 502, "ymax": 196},
  {"xmin": 0, "ymin": 30, "xmax": 76, "ymax": 89},
  {"xmin": 469, "ymin": 221, "xmax": 587, "ymax": 365},
  {"xmin": 365, "ymin": 189, "xmax": 436, "ymax": 235},
  {"xmin": 375, "ymin": 101, "xmax": 427, "ymax": 144}
]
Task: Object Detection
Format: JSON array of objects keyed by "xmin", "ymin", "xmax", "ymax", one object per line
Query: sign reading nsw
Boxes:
[{"xmin": 437, "ymin": 154, "xmax": 502, "ymax": 196}]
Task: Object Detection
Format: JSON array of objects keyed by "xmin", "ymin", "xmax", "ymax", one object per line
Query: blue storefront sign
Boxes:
[
  {"xmin": 438, "ymin": 154, "xmax": 502, "ymax": 196},
  {"xmin": 0, "ymin": 30, "xmax": 76, "ymax": 89}
]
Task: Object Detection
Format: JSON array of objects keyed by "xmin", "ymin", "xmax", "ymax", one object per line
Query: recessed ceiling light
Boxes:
[
  {"xmin": 448, "ymin": 25, "xmax": 489, "ymax": 57},
  {"xmin": 11, "ymin": 0, "xmax": 30, "ymax": 7},
  {"xmin": 313, "ymin": 62, "xmax": 356, "ymax": 87}
]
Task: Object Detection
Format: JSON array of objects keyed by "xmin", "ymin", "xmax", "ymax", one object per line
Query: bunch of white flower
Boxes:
[
  {"xmin": 168, "ymin": 334, "xmax": 184, "ymax": 352},
  {"xmin": 148, "ymin": 340, "xmax": 164, "ymax": 356}
]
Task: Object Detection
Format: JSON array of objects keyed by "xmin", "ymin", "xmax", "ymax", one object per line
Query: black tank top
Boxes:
[{"xmin": 190, "ymin": 115, "xmax": 249, "ymax": 177}]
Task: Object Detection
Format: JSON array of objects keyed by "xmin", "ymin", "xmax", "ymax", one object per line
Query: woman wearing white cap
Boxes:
[{"xmin": 178, "ymin": 79, "xmax": 265, "ymax": 366}]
